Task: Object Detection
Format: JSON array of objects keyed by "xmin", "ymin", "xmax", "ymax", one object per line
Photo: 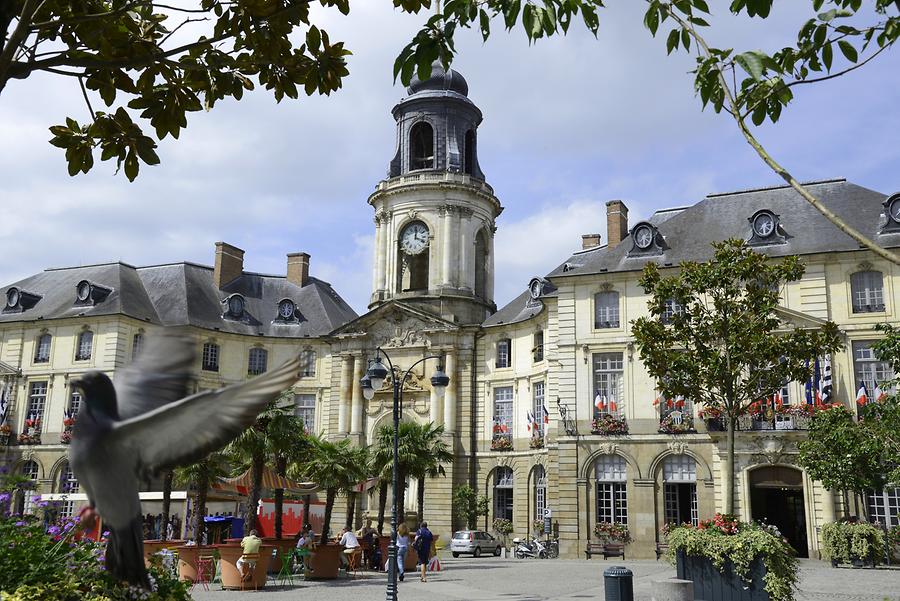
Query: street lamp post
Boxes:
[{"xmin": 361, "ymin": 348, "xmax": 448, "ymax": 601}]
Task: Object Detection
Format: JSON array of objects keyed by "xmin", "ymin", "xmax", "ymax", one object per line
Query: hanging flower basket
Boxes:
[
  {"xmin": 491, "ymin": 436, "xmax": 512, "ymax": 451},
  {"xmin": 529, "ymin": 436, "xmax": 545, "ymax": 449},
  {"xmin": 591, "ymin": 414, "xmax": 628, "ymax": 435},
  {"xmin": 60, "ymin": 430, "xmax": 72, "ymax": 444},
  {"xmin": 658, "ymin": 413, "xmax": 695, "ymax": 434},
  {"xmin": 594, "ymin": 522, "xmax": 632, "ymax": 544}
]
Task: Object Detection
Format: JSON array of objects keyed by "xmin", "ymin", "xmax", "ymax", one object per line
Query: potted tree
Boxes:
[{"xmin": 493, "ymin": 518, "xmax": 514, "ymax": 557}]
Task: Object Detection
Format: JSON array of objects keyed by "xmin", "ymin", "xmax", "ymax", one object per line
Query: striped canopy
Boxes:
[{"xmin": 214, "ymin": 466, "xmax": 318, "ymax": 495}]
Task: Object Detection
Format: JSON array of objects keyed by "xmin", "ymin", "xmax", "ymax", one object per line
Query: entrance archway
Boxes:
[{"xmin": 749, "ymin": 466, "xmax": 808, "ymax": 557}]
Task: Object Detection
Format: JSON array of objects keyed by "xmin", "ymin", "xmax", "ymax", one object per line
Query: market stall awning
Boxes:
[{"xmin": 213, "ymin": 466, "xmax": 318, "ymax": 496}]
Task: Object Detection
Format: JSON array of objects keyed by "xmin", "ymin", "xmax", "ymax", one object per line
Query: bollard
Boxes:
[{"xmin": 603, "ymin": 565, "xmax": 634, "ymax": 601}]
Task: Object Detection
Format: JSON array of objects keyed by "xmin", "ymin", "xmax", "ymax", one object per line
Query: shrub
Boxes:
[
  {"xmin": 820, "ymin": 521, "xmax": 885, "ymax": 564},
  {"xmin": 666, "ymin": 514, "xmax": 798, "ymax": 601},
  {"xmin": 492, "ymin": 518, "xmax": 513, "ymax": 536}
]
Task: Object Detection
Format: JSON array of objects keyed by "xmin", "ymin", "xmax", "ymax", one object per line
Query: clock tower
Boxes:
[{"xmin": 368, "ymin": 63, "xmax": 503, "ymax": 325}]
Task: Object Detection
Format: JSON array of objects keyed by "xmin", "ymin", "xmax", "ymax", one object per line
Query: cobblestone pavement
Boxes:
[{"xmin": 189, "ymin": 557, "xmax": 900, "ymax": 601}]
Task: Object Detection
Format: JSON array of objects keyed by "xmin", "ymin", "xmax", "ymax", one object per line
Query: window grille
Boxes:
[
  {"xmin": 494, "ymin": 467, "xmax": 514, "ymax": 521},
  {"xmin": 496, "ymin": 339, "xmax": 511, "ymax": 368},
  {"xmin": 595, "ymin": 454, "xmax": 627, "ymax": 524},
  {"xmin": 58, "ymin": 462, "xmax": 80, "ymax": 517},
  {"xmin": 19, "ymin": 461, "xmax": 39, "ymax": 514},
  {"xmin": 594, "ymin": 291, "xmax": 620, "ymax": 328},
  {"xmin": 493, "ymin": 386, "xmax": 513, "ymax": 440},
  {"xmin": 662, "ymin": 299, "xmax": 683, "ymax": 323},
  {"xmin": 534, "ymin": 466, "xmax": 547, "ymax": 522},
  {"xmin": 132, "ymin": 333, "xmax": 144, "ymax": 361},
  {"xmin": 853, "ymin": 341, "xmax": 893, "ymax": 395},
  {"xmin": 34, "ymin": 333, "xmax": 51, "ymax": 363},
  {"xmin": 248, "ymin": 347, "xmax": 268, "ymax": 375},
  {"xmin": 533, "ymin": 331, "xmax": 544, "ymax": 362},
  {"xmin": 75, "ymin": 331, "xmax": 93, "ymax": 361},
  {"xmin": 69, "ymin": 391, "xmax": 82, "ymax": 416},
  {"xmin": 592, "ymin": 353, "xmax": 624, "ymax": 418},
  {"xmin": 294, "ymin": 393, "xmax": 316, "ymax": 432},
  {"xmin": 662, "ymin": 455, "xmax": 697, "ymax": 483},
  {"xmin": 300, "ymin": 350, "xmax": 316, "ymax": 377},
  {"xmin": 851, "ymin": 271, "xmax": 885, "ymax": 313},
  {"xmin": 532, "ymin": 381, "xmax": 545, "ymax": 436},
  {"xmin": 27, "ymin": 381, "xmax": 48, "ymax": 422},
  {"xmin": 868, "ymin": 487, "xmax": 900, "ymax": 528},
  {"xmin": 202, "ymin": 342, "xmax": 219, "ymax": 372}
]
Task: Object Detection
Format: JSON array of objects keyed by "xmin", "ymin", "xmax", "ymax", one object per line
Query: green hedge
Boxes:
[{"xmin": 820, "ymin": 521, "xmax": 885, "ymax": 564}]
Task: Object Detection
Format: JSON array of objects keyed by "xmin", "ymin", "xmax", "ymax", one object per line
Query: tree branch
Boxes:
[{"xmin": 0, "ymin": 0, "xmax": 45, "ymax": 94}]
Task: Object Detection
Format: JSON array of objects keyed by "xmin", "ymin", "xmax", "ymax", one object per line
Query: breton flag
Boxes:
[
  {"xmin": 542, "ymin": 404, "xmax": 550, "ymax": 425},
  {"xmin": 856, "ymin": 383, "xmax": 869, "ymax": 407},
  {"xmin": 594, "ymin": 393, "xmax": 606, "ymax": 412},
  {"xmin": 874, "ymin": 384, "xmax": 887, "ymax": 402},
  {"xmin": 813, "ymin": 357, "xmax": 824, "ymax": 407},
  {"xmin": 0, "ymin": 381, "xmax": 9, "ymax": 425},
  {"xmin": 820, "ymin": 354, "xmax": 833, "ymax": 404}
]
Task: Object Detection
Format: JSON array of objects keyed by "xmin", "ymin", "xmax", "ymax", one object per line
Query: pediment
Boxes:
[
  {"xmin": 330, "ymin": 301, "xmax": 459, "ymax": 348},
  {"xmin": 0, "ymin": 361, "xmax": 19, "ymax": 375},
  {"xmin": 774, "ymin": 306, "xmax": 830, "ymax": 329}
]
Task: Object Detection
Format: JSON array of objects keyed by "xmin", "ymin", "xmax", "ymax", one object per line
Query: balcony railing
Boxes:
[
  {"xmin": 374, "ymin": 171, "xmax": 496, "ymax": 196},
  {"xmin": 704, "ymin": 414, "xmax": 810, "ymax": 432}
]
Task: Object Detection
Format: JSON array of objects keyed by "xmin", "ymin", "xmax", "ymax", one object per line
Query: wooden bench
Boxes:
[
  {"xmin": 585, "ymin": 542, "xmax": 626, "ymax": 560},
  {"xmin": 655, "ymin": 542, "xmax": 669, "ymax": 561}
]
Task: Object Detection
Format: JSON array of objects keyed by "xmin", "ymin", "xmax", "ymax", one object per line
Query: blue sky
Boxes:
[{"xmin": 1, "ymin": 2, "xmax": 898, "ymax": 314}]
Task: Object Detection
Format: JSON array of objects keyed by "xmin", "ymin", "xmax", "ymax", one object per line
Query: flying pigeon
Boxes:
[{"xmin": 70, "ymin": 329, "xmax": 301, "ymax": 588}]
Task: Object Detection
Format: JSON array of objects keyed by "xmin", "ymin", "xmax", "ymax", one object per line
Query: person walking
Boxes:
[
  {"xmin": 414, "ymin": 521, "xmax": 433, "ymax": 583},
  {"xmin": 396, "ymin": 523, "xmax": 410, "ymax": 581}
]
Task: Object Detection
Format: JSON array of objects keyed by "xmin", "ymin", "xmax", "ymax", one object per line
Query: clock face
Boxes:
[
  {"xmin": 278, "ymin": 299, "xmax": 295, "ymax": 319},
  {"xmin": 530, "ymin": 279, "xmax": 543, "ymax": 300},
  {"xmin": 890, "ymin": 198, "xmax": 900, "ymax": 223},
  {"xmin": 753, "ymin": 213, "xmax": 775, "ymax": 237},
  {"xmin": 400, "ymin": 222, "xmax": 429, "ymax": 254},
  {"xmin": 76, "ymin": 281, "xmax": 91, "ymax": 302},
  {"xmin": 634, "ymin": 225, "xmax": 653, "ymax": 249},
  {"xmin": 228, "ymin": 295, "xmax": 244, "ymax": 317},
  {"xmin": 6, "ymin": 287, "xmax": 19, "ymax": 308}
]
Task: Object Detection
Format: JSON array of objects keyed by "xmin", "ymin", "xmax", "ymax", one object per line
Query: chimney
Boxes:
[
  {"xmin": 581, "ymin": 234, "xmax": 602, "ymax": 250},
  {"xmin": 606, "ymin": 200, "xmax": 629, "ymax": 248},
  {"xmin": 213, "ymin": 242, "xmax": 244, "ymax": 289},
  {"xmin": 287, "ymin": 252, "xmax": 310, "ymax": 287}
]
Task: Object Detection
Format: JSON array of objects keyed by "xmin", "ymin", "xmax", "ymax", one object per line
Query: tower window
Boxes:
[
  {"xmin": 464, "ymin": 129, "xmax": 475, "ymax": 175},
  {"xmin": 410, "ymin": 121, "xmax": 434, "ymax": 170}
]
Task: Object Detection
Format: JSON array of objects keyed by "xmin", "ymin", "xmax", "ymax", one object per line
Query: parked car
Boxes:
[{"xmin": 450, "ymin": 530, "xmax": 503, "ymax": 558}]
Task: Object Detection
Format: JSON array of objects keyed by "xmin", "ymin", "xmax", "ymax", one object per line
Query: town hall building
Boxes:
[{"xmin": 2, "ymin": 64, "xmax": 899, "ymax": 559}]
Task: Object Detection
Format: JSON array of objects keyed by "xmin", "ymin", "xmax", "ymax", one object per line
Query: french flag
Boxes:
[
  {"xmin": 542, "ymin": 404, "xmax": 550, "ymax": 425},
  {"xmin": 856, "ymin": 383, "xmax": 868, "ymax": 407},
  {"xmin": 874, "ymin": 385, "xmax": 887, "ymax": 402}
]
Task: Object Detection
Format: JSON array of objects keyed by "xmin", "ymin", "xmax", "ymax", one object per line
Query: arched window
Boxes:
[
  {"xmin": 595, "ymin": 455, "xmax": 627, "ymax": 524},
  {"xmin": 533, "ymin": 465, "xmax": 547, "ymax": 525},
  {"xmin": 75, "ymin": 330, "xmax": 93, "ymax": 361},
  {"xmin": 493, "ymin": 467, "xmax": 513, "ymax": 521},
  {"xmin": 475, "ymin": 229, "xmax": 488, "ymax": 299},
  {"xmin": 248, "ymin": 347, "xmax": 268, "ymax": 375},
  {"xmin": 409, "ymin": 121, "xmax": 434, "ymax": 170},
  {"xmin": 132, "ymin": 332, "xmax": 144, "ymax": 361},
  {"xmin": 18, "ymin": 460, "xmax": 39, "ymax": 514},
  {"xmin": 851, "ymin": 271, "xmax": 885, "ymax": 313},
  {"xmin": 34, "ymin": 333, "xmax": 51, "ymax": 363},
  {"xmin": 57, "ymin": 461, "xmax": 80, "ymax": 517},
  {"xmin": 594, "ymin": 292, "xmax": 620, "ymax": 329},
  {"xmin": 464, "ymin": 130, "xmax": 475, "ymax": 175},
  {"xmin": 202, "ymin": 342, "xmax": 219, "ymax": 372},
  {"xmin": 662, "ymin": 455, "xmax": 697, "ymax": 526}
]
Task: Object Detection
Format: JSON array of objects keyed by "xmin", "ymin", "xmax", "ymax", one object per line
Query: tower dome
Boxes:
[{"xmin": 407, "ymin": 62, "xmax": 469, "ymax": 97}]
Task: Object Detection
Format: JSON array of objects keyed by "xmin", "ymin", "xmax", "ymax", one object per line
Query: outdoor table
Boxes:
[{"xmin": 217, "ymin": 543, "xmax": 274, "ymax": 590}]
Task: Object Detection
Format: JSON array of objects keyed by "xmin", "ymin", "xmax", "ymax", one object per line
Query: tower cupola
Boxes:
[{"xmin": 388, "ymin": 62, "xmax": 485, "ymax": 180}]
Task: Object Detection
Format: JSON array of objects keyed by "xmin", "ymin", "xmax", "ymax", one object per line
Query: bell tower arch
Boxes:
[{"xmin": 369, "ymin": 63, "xmax": 502, "ymax": 325}]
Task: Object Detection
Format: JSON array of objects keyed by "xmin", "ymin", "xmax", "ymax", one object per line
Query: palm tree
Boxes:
[
  {"xmin": 174, "ymin": 452, "xmax": 228, "ymax": 544},
  {"xmin": 160, "ymin": 470, "xmax": 174, "ymax": 540},
  {"xmin": 413, "ymin": 422, "xmax": 452, "ymax": 519},
  {"xmin": 291, "ymin": 436, "xmax": 366, "ymax": 540},
  {"xmin": 344, "ymin": 445, "xmax": 370, "ymax": 530},
  {"xmin": 226, "ymin": 396, "xmax": 307, "ymax": 536}
]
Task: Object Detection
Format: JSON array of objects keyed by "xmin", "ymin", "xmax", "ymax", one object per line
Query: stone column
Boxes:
[
  {"xmin": 351, "ymin": 354, "xmax": 364, "ymax": 435},
  {"xmin": 429, "ymin": 383, "xmax": 442, "ymax": 426},
  {"xmin": 384, "ymin": 212, "xmax": 396, "ymax": 294},
  {"xmin": 458, "ymin": 210, "xmax": 471, "ymax": 290},
  {"xmin": 338, "ymin": 355, "xmax": 353, "ymax": 434},
  {"xmin": 441, "ymin": 206, "xmax": 454, "ymax": 287},
  {"xmin": 373, "ymin": 215, "xmax": 385, "ymax": 293},
  {"xmin": 443, "ymin": 351, "xmax": 457, "ymax": 433}
]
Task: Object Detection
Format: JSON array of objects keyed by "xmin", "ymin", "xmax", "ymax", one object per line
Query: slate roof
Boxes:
[
  {"xmin": 548, "ymin": 179, "xmax": 896, "ymax": 279},
  {"xmin": 0, "ymin": 261, "xmax": 357, "ymax": 337}
]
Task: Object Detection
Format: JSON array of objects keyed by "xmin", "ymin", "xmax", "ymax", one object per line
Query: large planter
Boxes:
[
  {"xmin": 175, "ymin": 545, "xmax": 219, "ymax": 583},
  {"xmin": 676, "ymin": 550, "xmax": 768, "ymax": 601},
  {"xmin": 143, "ymin": 539, "xmax": 185, "ymax": 568},
  {"xmin": 217, "ymin": 543, "xmax": 273, "ymax": 589},
  {"xmin": 306, "ymin": 542, "xmax": 343, "ymax": 579},
  {"xmin": 375, "ymin": 535, "xmax": 423, "ymax": 571},
  {"xmin": 262, "ymin": 537, "xmax": 296, "ymax": 573}
]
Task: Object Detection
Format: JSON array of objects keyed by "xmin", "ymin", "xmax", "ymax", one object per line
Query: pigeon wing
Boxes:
[
  {"xmin": 110, "ymin": 356, "xmax": 300, "ymax": 473},
  {"xmin": 115, "ymin": 328, "xmax": 196, "ymax": 421}
]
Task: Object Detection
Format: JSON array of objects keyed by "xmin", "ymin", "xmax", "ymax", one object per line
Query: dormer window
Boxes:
[
  {"xmin": 880, "ymin": 193, "xmax": 900, "ymax": 234},
  {"xmin": 276, "ymin": 298, "xmax": 296, "ymax": 321},
  {"xmin": 747, "ymin": 210, "xmax": 787, "ymax": 246},
  {"xmin": 4, "ymin": 287, "xmax": 41, "ymax": 313},
  {"xmin": 74, "ymin": 280, "xmax": 112, "ymax": 306},
  {"xmin": 628, "ymin": 222, "xmax": 666, "ymax": 256},
  {"xmin": 223, "ymin": 294, "xmax": 245, "ymax": 320}
]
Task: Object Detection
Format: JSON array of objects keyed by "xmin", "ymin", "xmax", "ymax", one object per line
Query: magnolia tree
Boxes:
[{"xmin": 631, "ymin": 240, "xmax": 841, "ymax": 514}]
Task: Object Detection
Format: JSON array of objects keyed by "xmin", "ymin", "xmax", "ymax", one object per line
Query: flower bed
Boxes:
[
  {"xmin": 490, "ymin": 436, "xmax": 512, "ymax": 451},
  {"xmin": 821, "ymin": 520, "xmax": 885, "ymax": 567},
  {"xmin": 591, "ymin": 414, "xmax": 628, "ymax": 435},
  {"xmin": 666, "ymin": 514, "xmax": 798, "ymax": 601},
  {"xmin": 594, "ymin": 521, "xmax": 632, "ymax": 544}
]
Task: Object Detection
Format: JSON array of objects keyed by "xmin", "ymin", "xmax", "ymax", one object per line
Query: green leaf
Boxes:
[
  {"xmin": 837, "ymin": 40, "xmax": 858, "ymax": 63},
  {"xmin": 822, "ymin": 42, "xmax": 833, "ymax": 71},
  {"xmin": 124, "ymin": 150, "xmax": 139, "ymax": 182},
  {"xmin": 644, "ymin": 4, "xmax": 660, "ymax": 36},
  {"xmin": 479, "ymin": 9, "xmax": 490, "ymax": 41},
  {"xmin": 666, "ymin": 28, "xmax": 680, "ymax": 55},
  {"xmin": 735, "ymin": 51, "xmax": 765, "ymax": 81}
]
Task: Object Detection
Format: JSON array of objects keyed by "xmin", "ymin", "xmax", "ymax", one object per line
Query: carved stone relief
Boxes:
[
  {"xmin": 749, "ymin": 436, "xmax": 796, "ymax": 465},
  {"xmin": 667, "ymin": 441, "xmax": 689, "ymax": 455}
]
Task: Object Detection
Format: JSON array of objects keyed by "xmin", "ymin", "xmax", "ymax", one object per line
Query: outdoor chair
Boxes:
[
  {"xmin": 346, "ymin": 547, "xmax": 364, "ymax": 579},
  {"xmin": 275, "ymin": 548, "xmax": 295, "ymax": 587},
  {"xmin": 192, "ymin": 555, "xmax": 216, "ymax": 592},
  {"xmin": 239, "ymin": 552, "xmax": 261, "ymax": 592}
]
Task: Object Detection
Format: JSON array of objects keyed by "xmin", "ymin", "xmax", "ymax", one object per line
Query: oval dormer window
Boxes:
[
  {"xmin": 226, "ymin": 294, "xmax": 245, "ymax": 319},
  {"xmin": 6, "ymin": 287, "xmax": 20, "ymax": 309},
  {"xmin": 76, "ymin": 280, "xmax": 92, "ymax": 302},
  {"xmin": 278, "ymin": 299, "xmax": 295, "ymax": 320},
  {"xmin": 752, "ymin": 211, "xmax": 776, "ymax": 238}
]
